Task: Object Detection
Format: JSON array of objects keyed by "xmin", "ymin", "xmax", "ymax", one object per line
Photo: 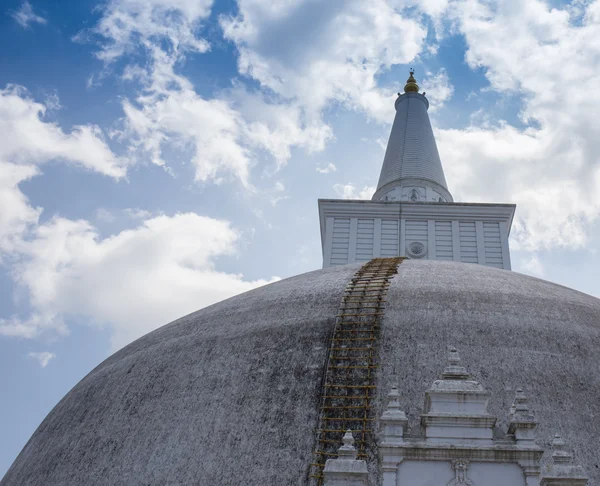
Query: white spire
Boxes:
[{"xmin": 372, "ymin": 71, "xmax": 453, "ymax": 203}]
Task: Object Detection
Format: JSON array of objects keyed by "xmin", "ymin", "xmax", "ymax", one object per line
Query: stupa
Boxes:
[{"xmin": 2, "ymin": 73, "xmax": 598, "ymax": 486}]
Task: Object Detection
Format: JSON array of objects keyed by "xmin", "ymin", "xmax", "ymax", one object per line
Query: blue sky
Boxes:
[{"xmin": 2, "ymin": 0, "xmax": 600, "ymax": 476}]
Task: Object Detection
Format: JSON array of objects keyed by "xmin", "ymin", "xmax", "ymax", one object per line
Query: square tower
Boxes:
[{"xmin": 319, "ymin": 72, "xmax": 515, "ymax": 269}]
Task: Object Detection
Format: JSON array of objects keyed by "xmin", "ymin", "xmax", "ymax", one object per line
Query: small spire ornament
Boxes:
[{"xmin": 404, "ymin": 70, "xmax": 420, "ymax": 93}]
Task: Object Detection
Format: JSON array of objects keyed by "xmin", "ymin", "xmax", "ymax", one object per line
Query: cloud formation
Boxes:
[
  {"xmin": 221, "ymin": 0, "xmax": 427, "ymax": 122},
  {"xmin": 5, "ymin": 213, "xmax": 277, "ymax": 350},
  {"xmin": 0, "ymin": 86, "xmax": 127, "ymax": 254},
  {"xmin": 317, "ymin": 163, "xmax": 337, "ymax": 174},
  {"xmin": 27, "ymin": 351, "xmax": 55, "ymax": 368},
  {"xmin": 86, "ymin": 0, "xmax": 332, "ymax": 186},
  {"xmin": 437, "ymin": 0, "xmax": 600, "ymax": 251},
  {"xmin": 333, "ymin": 183, "xmax": 376, "ymax": 200},
  {"xmin": 0, "ymin": 84, "xmax": 275, "ymax": 350},
  {"xmin": 11, "ymin": 1, "xmax": 47, "ymax": 28}
]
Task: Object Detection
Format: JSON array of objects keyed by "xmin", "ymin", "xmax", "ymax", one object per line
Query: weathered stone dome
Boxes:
[{"xmin": 3, "ymin": 261, "xmax": 600, "ymax": 485}]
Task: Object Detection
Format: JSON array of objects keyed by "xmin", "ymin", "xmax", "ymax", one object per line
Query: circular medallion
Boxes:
[{"xmin": 407, "ymin": 241, "xmax": 426, "ymax": 258}]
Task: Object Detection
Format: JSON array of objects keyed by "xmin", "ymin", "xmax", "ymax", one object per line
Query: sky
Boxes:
[{"xmin": 1, "ymin": 0, "xmax": 600, "ymax": 477}]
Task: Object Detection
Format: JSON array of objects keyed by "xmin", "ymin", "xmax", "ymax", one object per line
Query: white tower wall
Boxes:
[
  {"xmin": 319, "ymin": 200, "xmax": 514, "ymax": 270},
  {"xmin": 373, "ymin": 92, "xmax": 452, "ymax": 203}
]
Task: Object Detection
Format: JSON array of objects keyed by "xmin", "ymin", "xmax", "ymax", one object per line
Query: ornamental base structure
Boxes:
[{"xmin": 374, "ymin": 348, "xmax": 588, "ymax": 486}]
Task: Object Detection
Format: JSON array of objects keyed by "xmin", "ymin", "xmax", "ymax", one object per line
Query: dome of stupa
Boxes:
[{"xmin": 2, "ymin": 260, "xmax": 600, "ymax": 485}]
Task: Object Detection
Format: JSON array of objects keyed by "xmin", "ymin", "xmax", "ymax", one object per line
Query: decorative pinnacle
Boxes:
[
  {"xmin": 542, "ymin": 433, "xmax": 589, "ymax": 481},
  {"xmin": 387, "ymin": 386, "xmax": 401, "ymax": 409},
  {"xmin": 448, "ymin": 346, "xmax": 460, "ymax": 365},
  {"xmin": 338, "ymin": 430, "xmax": 358, "ymax": 459},
  {"xmin": 551, "ymin": 434, "xmax": 572, "ymax": 464},
  {"xmin": 511, "ymin": 388, "xmax": 536, "ymax": 422},
  {"xmin": 514, "ymin": 389, "xmax": 529, "ymax": 411},
  {"xmin": 441, "ymin": 346, "xmax": 470, "ymax": 380},
  {"xmin": 381, "ymin": 385, "xmax": 408, "ymax": 427},
  {"xmin": 404, "ymin": 70, "xmax": 419, "ymax": 93}
]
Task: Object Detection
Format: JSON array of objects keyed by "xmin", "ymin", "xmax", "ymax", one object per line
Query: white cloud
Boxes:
[
  {"xmin": 0, "ymin": 163, "xmax": 41, "ymax": 255},
  {"xmin": 317, "ymin": 163, "xmax": 337, "ymax": 174},
  {"xmin": 0, "ymin": 86, "xmax": 127, "ymax": 255},
  {"xmin": 11, "ymin": 1, "xmax": 47, "ymax": 28},
  {"xmin": 96, "ymin": 208, "xmax": 116, "ymax": 223},
  {"xmin": 121, "ymin": 83, "xmax": 254, "ymax": 184},
  {"xmin": 27, "ymin": 351, "xmax": 55, "ymax": 368},
  {"xmin": 82, "ymin": 0, "xmax": 213, "ymax": 63},
  {"xmin": 0, "ymin": 314, "xmax": 65, "ymax": 339},
  {"xmin": 9, "ymin": 213, "xmax": 277, "ymax": 350},
  {"xmin": 86, "ymin": 1, "xmax": 331, "ymax": 185},
  {"xmin": 518, "ymin": 253, "xmax": 545, "ymax": 277},
  {"xmin": 422, "ymin": 69, "xmax": 454, "ymax": 111},
  {"xmin": 124, "ymin": 208, "xmax": 152, "ymax": 219},
  {"xmin": 0, "ymin": 85, "xmax": 128, "ymax": 179},
  {"xmin": 333, "ymin": 183, "xmax": 375, "ymax": 200},
  {"xmin": 435, "ymin": 0, "xmax": 600, "ymax": 251},
  {"xmin": 221, "ymin": 0, "xmax": 428, "ymax": 122}
]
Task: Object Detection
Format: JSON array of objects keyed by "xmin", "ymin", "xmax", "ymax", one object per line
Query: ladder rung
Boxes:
[
  {"xmin": 329, "ymin": 347, "xmax": 373, "ymax": 350},
  {"xmin": 328, "ymin": 365, "xmax": 378, "ymax": 369},
  {"xmin": 324, "ymin": 385, "xmax": 376, "ymax": 388},
  {"xmin": 321, "ymin": 417, "xmax": 375, "ymax": 421},
  {"xmin": 336, "ymin": 319, "xmax": 380, "ymax": 323},
  {"xmin": 321, "ymin": 395, "xmax": 372, "ymax": 399},
  {"xmin": 340, "ymin": 304, "xmax": 383, "ymax": 307},
  {"xmin": 331, "ymin": 338, "xmax": 376, "ymax": 341},
  {"xmin": 338, "ymin": 313, "xmax": 384, "ymax": 317},
  {"xmin": 322, "ymin": 405, "xmax": 372, "ymax": 409},
  {"xmin": 343, "ymin": 297, "xmax": 386, "ymax": 301},
  {"xmin": 336, "ymin": 328, "xmax": 379, "ymax": 332}
]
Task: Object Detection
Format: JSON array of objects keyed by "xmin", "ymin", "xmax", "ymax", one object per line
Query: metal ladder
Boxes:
[{"xmin": 309, "ymin": 257, "xmax": 404, "ymax": 484}]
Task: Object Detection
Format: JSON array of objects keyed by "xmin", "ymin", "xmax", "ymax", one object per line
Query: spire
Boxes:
[
  {"xmin": 373, "ymin": 71, "xmax": 453, "ymax": 203},
  {"xmin": 404, "ymin": 70, "xmax": 419, "ymax": 93}
]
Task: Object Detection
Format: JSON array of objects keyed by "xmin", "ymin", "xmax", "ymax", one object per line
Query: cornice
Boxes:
[{"xmin": 319, "ymin": 199, "xmax": 515, "ymax": 224}]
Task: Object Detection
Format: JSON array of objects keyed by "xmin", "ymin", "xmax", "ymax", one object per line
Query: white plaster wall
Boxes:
[
  {"xmin": 396, "ymin": 460, "xmax": 453, "ymax": 486},
  {"xmin": 395, "ymin": 460, "xmax": 525, "ymax": 486},
  {"xmin": 483, "ymin": 222, "xmax": 503, "ymax": 268},
  {"xmin": 469, "ymin": 462, "xmax": 525, "ymax": 485},
  {"xmin": 435, "ymin": 221, "xmax": 453, "ymax": 260},
  {"xmin": 321, "ymin": 202, "xmax": 512, "ymax": 270},
  {"xmin": 381, "ymin": 220, "xmax": 400, "ymax": 257},
  {"xmin": 459, "ymin": 221, "xmax": 478, "ymax": 263},
  {"xmin": 356, "ymin": 219, "xmax": 375, "ymax": 262},
  {"xmin": 405, "ymin": 220, "xmax": 428, "ymax": 256},
  {"xmin": 330, "ymin": 218, "xmax": 350, "ymax": 266}
]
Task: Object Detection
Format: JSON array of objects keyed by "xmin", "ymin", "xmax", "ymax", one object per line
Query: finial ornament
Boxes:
[
  {"xmin": 441, "ymin": 346, "xmax": 470, "ymax": 380},
  {"xmin": 386, "ymin": 386, "xmax": 401, "ymax": 409},
  {"xmin": 337, "ymin": 430, "xmax": 358, "ymax": 459},
  {"xmin": 404, "ymin": 70, "xmax": 419, "ymax": 93},
  {"xmin": 539, "ymin": 433, "xmax": 589, "ymax": 484}
]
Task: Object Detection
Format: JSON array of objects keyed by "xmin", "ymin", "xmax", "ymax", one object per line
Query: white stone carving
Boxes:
[
  {"xmin": 540, "ymin": 435, "xmax": 588, "ymax": 485},
  {"xmin": 448, "ymin": 460, "xmax": 474, "ymax": 486},
  {"xmin": 379, "ymin": 347, "xmax": 548, "ymax": 486},
  {"xmin": 508, "ymin": 388, "xmax": 538, "ymax": 443},
  {"xmin": 407, "ymin": 241, "xmax": 426, "ymax": 258},
  {"xmin": 323, "ymin": 430, "xmax": 368, "ymax": 486},
  {"xmin": 379, "ymin": 386, "xmax": 408, "ymax": 445}
]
